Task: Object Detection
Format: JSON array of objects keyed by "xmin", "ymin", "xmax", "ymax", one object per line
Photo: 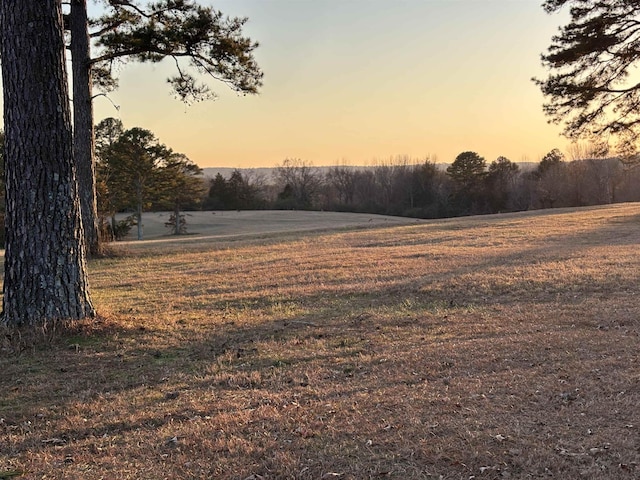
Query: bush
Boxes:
[
  {"xmin": 165, "ymin": 213, "xmax": 188, "ymax": 235},
  {"xmin": 102, "ymin": 214, "xmax": 136, "ymax": 241}
]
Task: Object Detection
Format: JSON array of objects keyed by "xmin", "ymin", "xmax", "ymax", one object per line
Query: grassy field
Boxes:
[
  {"xmin": 117, "ymin": 210, "xmax": 418, "ymax": 242},
  {"xmin": 1, "ymin": 204, "xmax": 639, "ymax": 479}
]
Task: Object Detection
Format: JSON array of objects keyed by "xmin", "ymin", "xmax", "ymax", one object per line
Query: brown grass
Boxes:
[{"xmin": 1, "ymin": 204, "xmax": 639, "ymax": 479}]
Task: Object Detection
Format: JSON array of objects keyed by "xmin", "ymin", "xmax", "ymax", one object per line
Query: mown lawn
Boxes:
[{"xmin": 1, "ymin": 204, "xmax": 639, "ymax": 479}]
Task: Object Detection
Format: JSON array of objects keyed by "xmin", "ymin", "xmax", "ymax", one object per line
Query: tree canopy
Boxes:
[
  {"xmin": 274, "ymin": 159, "xmax": 323, "ymax": 209},
  {"xmin": 446, "ymin": 151, "xmax": 486, "ymax": 187},
  {"xmin": 488, "ymin": 156, "xmax": 519, "ymax": 179},
  {"xmin": 536, "ymin": 0, "xmax": 640, "ymax": 154},
  {"xmin": 537, "ymin": 148, "xmax": 566, "ymax": 177},
  {"xmin": 90, "ymin": 0, "xmax": 263, "ymax": 102},
  {"xmin": 96, "ymin": 119, "xmax": 204, "ymax": 239}
]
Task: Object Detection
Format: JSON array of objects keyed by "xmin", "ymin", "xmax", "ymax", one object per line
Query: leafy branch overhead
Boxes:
[
  {"xmin": 535, "ymin": 0, "xmax": 640, "ymax": 153},
  {"xmin": 89, "ymin": 0, "xmax": 263, "ymax": 103}
]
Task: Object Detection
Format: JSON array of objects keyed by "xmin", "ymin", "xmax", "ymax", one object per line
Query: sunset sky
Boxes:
[{"xmin": 95, "ymin": 1, "xmax": 569, "ymax": 168}]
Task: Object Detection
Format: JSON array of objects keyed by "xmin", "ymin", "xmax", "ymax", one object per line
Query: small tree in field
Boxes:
[
  {"xmin": 165, "ymin": 213, "xmax": 187, "ymax": 235},
  {"xmin": 158, "ymin": 153, "xmax": 206, "ymax": 235}
]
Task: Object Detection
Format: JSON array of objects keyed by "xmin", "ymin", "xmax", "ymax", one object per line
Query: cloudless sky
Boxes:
[{"xmin": 78, "ymin": 2, "xmax": 572, "ymax": 167}]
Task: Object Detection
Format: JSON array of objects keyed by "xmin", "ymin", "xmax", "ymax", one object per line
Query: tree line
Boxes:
[
  {"xmin": 5, "ymin": 123, "xmax": 637, "ymax": 249},
  {"xmin": 200, "ymin": 152, "xmax": 640, "ymax": 219}
]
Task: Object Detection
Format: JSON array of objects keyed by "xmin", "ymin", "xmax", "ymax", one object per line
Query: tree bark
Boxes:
[
  {"xmin": 70, "ymin": 0, "xmax": 100, "ymax": 257},
  {"xmin": 0, "ymin": 0, "xmax": 95, "ymax": 327},
  {"xmin": 173, "ymin": 204, "xmax": 181, "ymax": 235},
  {"xmin": 136, "ymin": 180, "xmax": 144, "ymax": 240}
]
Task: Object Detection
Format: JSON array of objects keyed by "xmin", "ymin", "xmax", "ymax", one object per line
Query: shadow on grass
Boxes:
[{"xmin": 1, "ymin": 204, "xmax": 639, "ymax": 478}]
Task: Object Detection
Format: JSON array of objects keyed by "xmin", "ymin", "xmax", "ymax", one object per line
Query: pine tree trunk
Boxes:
[
  {"xmin": 174, "ymin": 204, "xmax": 181, "ymax": 235},
  {"xmin": 70, "ymin": 0, "xmax": 100, "ymax": 257},
  {"xmin": 136, "ymin": 180, "xmax": 144, "ymax": 240},
  {"xmin": 0, "ymin": 0, "xmax": 95, "ymax": 327}
]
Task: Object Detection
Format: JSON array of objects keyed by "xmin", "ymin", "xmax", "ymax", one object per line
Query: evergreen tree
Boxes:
[
  {"xmin": 158, "ymin": 153, "xmax": 206, "ymax": 235},
  {"xmin": 486, "ymin": 156, "xmax": 520, "ymax": 212},
  {"xmin": 536, "ymin": 149, "xmax": 566, "ymax": 177},
  {"xmin": 447, "ymin": 151, "xmax": 487, "ymax": 189},
  {"xmin": 206, "ymin": 173, "xmax": 230, "ymax": 210},
  {"xmin": 100, "ymin": 128, "xmax": 172, "ymax": 240},
  {"xmin": 95, "ymin": 118, "xmax": 127, "ymax": 239},
  {"xmin": 1, "ymin": 0, "xmax": 94, "ymax": 326},
  {"xmin": 227, "ymin": 170, "xmax": 246, "ymax": 210},
  {"xmin": 95, "ymin": 117, "xmax": 125, "ymax": 157},
  {"xmin": 536, "ymin": 1, "xmax": 640, "ymax": 156},
  {"xmin": 533, "ymin": 149, "xmax": 568, "ymax": 209},
  {"xmin": 98, "ymin": 124, "xmax": 205, "ymax": 238},
  {"xmin": 447, "ymin": 151, "xmax": 487, "ymax": 215}
]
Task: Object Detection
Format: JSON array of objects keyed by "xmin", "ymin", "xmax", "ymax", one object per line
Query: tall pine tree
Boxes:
[
  {"xmin": 536, "ymin": 1, "xmax": 640, "ymax": 157},
  {"xmin": 1, "ymin": 0, "xmax": 94, "ymax": 327}
]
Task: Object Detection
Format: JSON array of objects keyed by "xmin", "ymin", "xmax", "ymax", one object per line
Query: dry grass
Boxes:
[{"xmin": 1, "ymin": 204, "xmax": 639, "ymax": 479}]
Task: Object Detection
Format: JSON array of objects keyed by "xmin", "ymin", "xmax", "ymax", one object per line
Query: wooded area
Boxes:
[{"xmin": 203, "ymin": 152, "xmax": 640, "ymax": 219}]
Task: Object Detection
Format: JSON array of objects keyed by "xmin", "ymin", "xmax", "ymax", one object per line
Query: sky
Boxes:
[{"xmin": 86, "ymin": 2, "xmax": 571, "ymax": 168}]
